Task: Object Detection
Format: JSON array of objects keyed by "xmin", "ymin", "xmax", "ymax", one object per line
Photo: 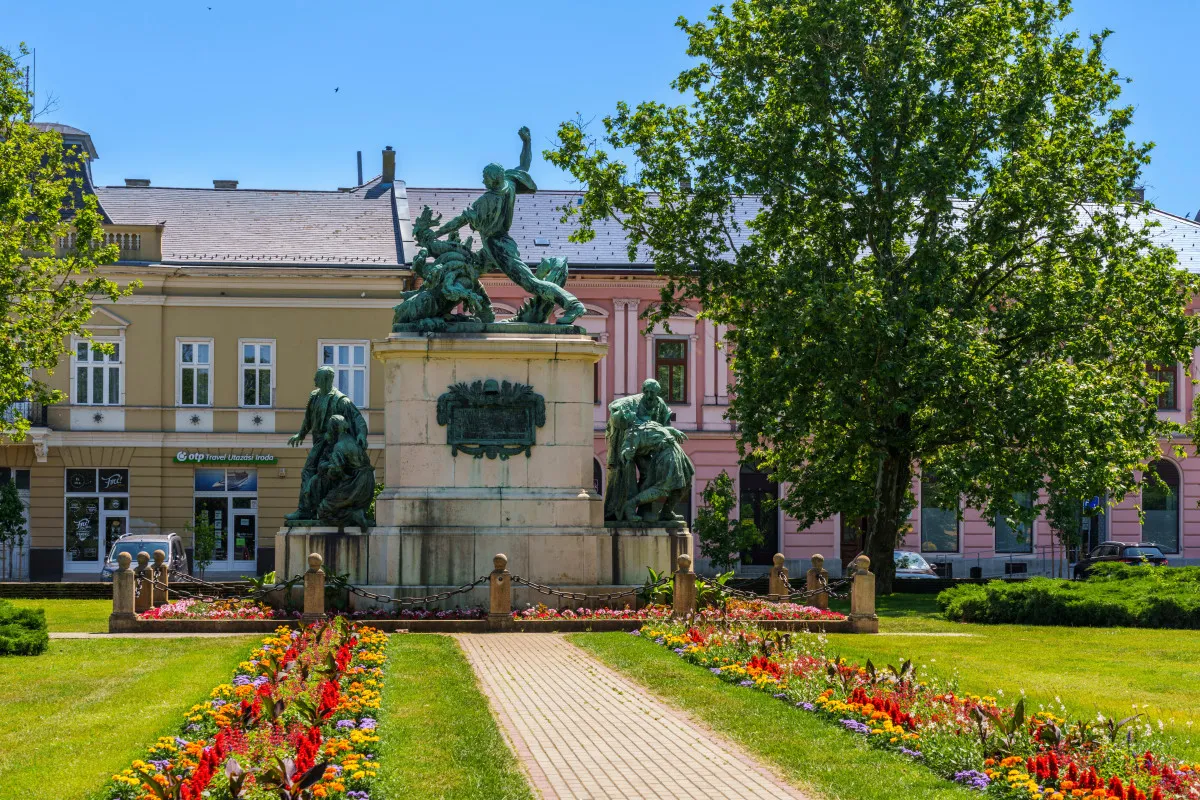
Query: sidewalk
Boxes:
[{"xmin": 456, "ymin": 633, "xmax": 811, "ymax": 800}]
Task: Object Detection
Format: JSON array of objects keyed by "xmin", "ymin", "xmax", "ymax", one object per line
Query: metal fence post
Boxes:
[
  {"xmin": 110, "ymin": 552, "xmax": 135, "ymax": 630},
  {"xmin": 302, "ymin": 553, "xmax": 326, "ymax": 623},
  {"xmin": 135, "ymin": 551, "xmax": 153, "ymax": 614},
  {"xmin": 489, "ymin": 554, "xmax": 512, "ymax": 625},
  {"xmin": 673, "ymin": 554, "xmax": 697, "ymax": 617},
  {"xmin": 151, "ymin": 549, "xmax": 169, "ymax": 606},
  {"xmin": 768, "ymin": 553, "xmax": 789, "ymax": 601},
  {"xmin": 848, "ymin": 555, "xmax": 879, "ymax": 633}
]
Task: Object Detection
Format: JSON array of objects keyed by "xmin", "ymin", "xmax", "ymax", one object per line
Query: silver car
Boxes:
[
  {"xmin": 895, "ymin": 550, "xmax": 940, "ymax": 579},
  {"xmin": 101, "ymin": 532, "xmax": 189, "ymax": 579}
]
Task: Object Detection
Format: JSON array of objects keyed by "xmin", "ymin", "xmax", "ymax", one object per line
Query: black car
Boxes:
[{"xmin": 1073, "ymin": 541, "xmax": 1168, "ymax": 579}]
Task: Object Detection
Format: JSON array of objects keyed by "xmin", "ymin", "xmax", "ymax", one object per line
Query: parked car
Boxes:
[
  {"xmin": 895, "ymin": 550, "xmax": 940, "ymax": 579},
  {"xmin": 1073, "ymin": 542, "xmax": 1168, "ymax": 579},
  {"xmin": 101, "ymin": 532, "xmax": 189, "ymax": 579}
]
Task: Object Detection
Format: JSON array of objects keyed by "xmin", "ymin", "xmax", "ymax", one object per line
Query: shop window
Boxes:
[
  {"xmin": 994, "ymin": 491, "xmax": 1034, "ymax": 553},
  {"xmin": 919, "ymin": 479, "xmax": 959, "ymax": 553},
  {"xmin": 194, "ymin": 468, "xmax": 258, "ymax": 565},
  {"xmin": 320, "ymin": 341, "xmax": 368, "ymax": 407},
  {"xmin": 1148, "ymin": 364, "xmax": 1179, "ymax": 411},
  {"xmin": 73, "ymin": 338, "xmax": 123, "ymax": 405},
  {"xmin": 64, "ymin": 468, "xmax": 129, "ymax": 571},
  {"xmin": 1142, "ymin": 460, "xmax": 1180, "ymax": 554},
  {"xmin": 655, "ymin": 339, "xmax": 687, "ymax": 404},
  {"xmin": 178, "ymin": 339, "xmax": 213, "ymax": 406},
  {"xmin": 240, "ymin": 340, "xmax": 274, "ymax": 407}
]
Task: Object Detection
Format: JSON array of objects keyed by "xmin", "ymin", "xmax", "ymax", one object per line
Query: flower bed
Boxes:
[
  {"xmin": 138, "ymin": 600, "xmax": 487, "ymax": 622},
  {"xmin": 511, "ymin": 600, "xmax": 846, "ymax": 622},
  {"xmin": 638, "ymin": 619, "xmax": 1199, "ymax": 799},
  {"xmin": 104, "ymin": 619, "xmax": 387, "ymax": 799}
]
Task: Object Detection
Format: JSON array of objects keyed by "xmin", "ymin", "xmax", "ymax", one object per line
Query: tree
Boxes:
[
  {"xmin": 695, "ymin": 470, "xmax": 764, "ymax": 573},
  {"xmin": 0, "ymin": 480, "xmax": 26, "ymax": 580},
  {"xmin": 1, "ymin": 44, "xmax": 133, "ymax": 440},
  {"xmin": 190, "ymin": 514, "xmax": 218, "ymax": 579},
  {"xmin": 548, "ymin": 0, "xmax": 1200, "ymax": 592}
]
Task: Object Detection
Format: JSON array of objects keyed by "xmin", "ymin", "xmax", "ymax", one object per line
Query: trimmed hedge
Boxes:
[
  {"xmin": 0, "ymin": 599, "xmax": 49, "ymax": 656},
  {"xmin": 937, "ymin": 564, "xmax": 1200, "ymax": 629}
]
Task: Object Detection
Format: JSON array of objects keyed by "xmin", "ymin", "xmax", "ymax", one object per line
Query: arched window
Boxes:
[{"xmin": 1143, "ymin": 460, "xmax": 1181, "ymax": 553}]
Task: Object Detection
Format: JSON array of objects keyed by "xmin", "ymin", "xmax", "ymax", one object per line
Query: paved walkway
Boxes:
[{"xmin": 456, "ymin": 633, "xmax": 810, "ymax": 800}]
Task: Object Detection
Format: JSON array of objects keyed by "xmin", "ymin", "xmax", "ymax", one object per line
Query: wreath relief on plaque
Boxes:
[{"xmin": 435, "ymin": 379, "xmax": 546, "ymax": 459}]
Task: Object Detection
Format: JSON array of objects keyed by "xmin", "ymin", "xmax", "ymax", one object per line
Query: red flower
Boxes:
[
  {"xmin": 316, "ymin": 679, "xmax": 341, "ymax": 719},
  {"xmin": 335, "ymin": 643, "xmax": 353, "ymax": 672}
]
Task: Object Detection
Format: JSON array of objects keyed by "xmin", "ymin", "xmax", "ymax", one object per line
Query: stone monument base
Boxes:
[{"xmin": 275, "ymin": 525, "xmax": 691, "ymax": 609}]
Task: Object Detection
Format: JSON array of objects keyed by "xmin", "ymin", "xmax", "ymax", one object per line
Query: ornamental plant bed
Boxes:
[
  {"xmin": 637, "ymin": 619, "xmax": 1200, "ymax": 799},
  {"xmin": 136, "ymin": 599, "xmax": 488, "ymax": 623},
  {"xmin": 102, "ymin": 619, "xmax": 387, "ymax": 800},
  {"xmin": 938, "ymin": 565, "xmax": 1200, "ymax": 628}
]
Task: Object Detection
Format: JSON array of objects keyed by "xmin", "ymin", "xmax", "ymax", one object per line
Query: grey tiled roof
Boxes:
[{"xmin": 95, "ymin": 179, "xmax": 408, "ymax": 267}]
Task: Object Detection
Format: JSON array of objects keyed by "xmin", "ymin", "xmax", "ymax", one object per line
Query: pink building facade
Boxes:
[{"xmin": 410, "ymin": 187, "xmax": 1200, "ymax": 576}]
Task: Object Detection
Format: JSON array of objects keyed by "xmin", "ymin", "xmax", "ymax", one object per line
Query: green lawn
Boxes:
[
  {"xmin": 375, "ymin": 635, "xmax": 533, "ymax": 800},
  {"xmin": 0, "ymin": 636, "xmax": 256, "ymax": 800},
  {"xmin": 571, "ymin": 632, "xmax": 974, "ymax": 800},
  {"xmin": 6, "ymin": 599, "xmax": 111, "ymax": 633},
  {"xmin": 826, "ymin": 593, "xmax": 1200, "ymax": 759}
]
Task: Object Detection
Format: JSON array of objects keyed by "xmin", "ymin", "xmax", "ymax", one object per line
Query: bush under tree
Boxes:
[{"xmin": 695, "ymin": 470, "xmax": 763, "ymax": 573}]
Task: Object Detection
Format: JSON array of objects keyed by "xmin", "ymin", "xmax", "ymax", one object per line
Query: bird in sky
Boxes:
[{"xmin": 334, "ymin": 87, "xmax": 340, "ymax": 93}]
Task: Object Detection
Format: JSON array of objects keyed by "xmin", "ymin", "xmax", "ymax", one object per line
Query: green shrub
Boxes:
[
  {"xmin": 0, "ymin": 599, "xmax": 49, "ymax": 656},
  {"xmin": 937, "ymin": 569, "xmax": 1200, "ymax": 629}
]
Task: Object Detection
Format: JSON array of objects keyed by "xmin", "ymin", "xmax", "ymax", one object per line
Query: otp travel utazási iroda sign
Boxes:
[{"xmin": 173, "ymin": 451, "xmax": 278, "ymax": 465}]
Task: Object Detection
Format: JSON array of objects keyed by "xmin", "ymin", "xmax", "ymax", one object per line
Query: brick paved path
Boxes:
[{"xmin": 456, "ymin": 633, "xmax": 811, "ymax": 800}]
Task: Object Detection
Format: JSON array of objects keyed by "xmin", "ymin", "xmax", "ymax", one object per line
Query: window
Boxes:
[
  {"xmin": 1148, "ymin": 364, "xmax": 1178, "ymax": 410},
  {"xmin": 594, "ymin": 362, "xmax": 600, "ymax": 405},
  {"xmin": 240, "ymin": 340, "xmax": 274, "ymax": 407},
  {"xmin": 1142, "ymin": 460, "xmax": 1180, "ymax": 554},
  {"xmin": 64, "ymin": 468, "xmax": 129, "ymax": 570},
  {"xmin": 919, "ymin": 479, "xmax": 959, "ymax": 553},
  {"xmin": 73, "ymin": 338, "xmax": 122, "ymax": 405},
  {"xmin": 994, "ymin": 491, "xmax": 1034, "ymax": 553},
  {"xmin": 194, "ymin": 468, "xmax": 258, "ymax": 564},
  {"xmin": 178, "ymin": 339, "xmax": 212, "ymax": 406},
  {"xmin": 320, "ymin": 341, "xmax": 368, "ymax": 407},
  {"xmin": 655, "ymin": 339, "xmax": 687, "ymax": 404}
]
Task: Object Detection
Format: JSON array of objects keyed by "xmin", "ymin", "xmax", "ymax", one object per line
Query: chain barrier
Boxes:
[
  {"xmin": 144, "ymin": 576, "xmax": 295, "ymax": 605},
  {"xmin": 508, "ymin": 574, "xmax": 671, "ymax": 604},
  {"xmin": 337, "ymin": 575, "xmax": 491, "ymax": 607},
  {"xmin": 710, "ymin": 575, "xmax": 854, "ymax": 604}
]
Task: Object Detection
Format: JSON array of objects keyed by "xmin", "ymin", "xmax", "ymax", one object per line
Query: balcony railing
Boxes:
[{"xmin": 2, "ymin": 401, "xmax": 49, "ymax": 427}]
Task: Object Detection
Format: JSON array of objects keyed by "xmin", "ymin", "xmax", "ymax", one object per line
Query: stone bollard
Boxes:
[
  {"xmin": 110, "ymin": 552, "xmax": 136, "ymax": 630},
  {"xmin": 489, "ymin": 553, "xmax": 512, "ymax": 624},
  {"xmin": 848, "ymin": 555, "xmax": 879, "ymax": 633},
  {"xmin": 302, "ymin": 553, "xmax": 326, "ymax": 624},
  {"xmin": 673, "ymin": 553, "xmax": 697, "ymax": 617},
  {"xmin": 768, "ymin": 553, "xmax": 789, "ymax": 601},
  {"xmin": 134, "ymin": 551, "xmax": 153, "ymax": 614},
  {"xmin": 152, "ymin": 549, "xmax": 169, "ymax": 606},
  {"xmin": 806, "ymin": 554, "xmax": 831, "ymax": 610}
]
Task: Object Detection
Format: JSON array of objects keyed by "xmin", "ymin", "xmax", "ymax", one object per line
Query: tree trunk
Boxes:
[{"xmin": 861, "ymin": 455, "xmax": 912, "ymax": 596}]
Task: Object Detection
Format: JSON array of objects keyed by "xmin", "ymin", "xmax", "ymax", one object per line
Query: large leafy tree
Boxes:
[
  {"xmin": 1, "ymin": 43, "xmax": 130, "ymax": 440},
  {"xmin": 549, "ymin": 0, "xmax": 1200, "ymax": 591}
]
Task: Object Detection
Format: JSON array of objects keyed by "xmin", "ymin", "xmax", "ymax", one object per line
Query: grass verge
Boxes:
[
  {"xmin": 570, "ymin": 631, "xmax": 975, "ymax": 800},
  {"xmin": 5, "ymin": 599, "xmax": 112, "ymax": 633},
  {"xmin": 375, "ymin": 635, "xmax": 533, "ymax": 800},
  {"xmin": 0, "ymin": 635, "xmax": 256, "ymax": 800}
]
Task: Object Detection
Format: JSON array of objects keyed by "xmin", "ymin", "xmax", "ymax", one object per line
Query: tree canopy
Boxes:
[
  {"xmin": 1, "ymin": 44, "xmax": 132, "ymax": 440},
  {"xmin": 547, "ymin": 0, "xmax": 1200, "ymax": 590}
]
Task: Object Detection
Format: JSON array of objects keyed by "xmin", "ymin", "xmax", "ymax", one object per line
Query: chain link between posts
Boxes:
[
  {"xmin": 508, "ymin": 574, "xmax": 672, "ymax": 604},
  {"xmin": 335, "ymin": 574, "xmax": 492, "ymax": 607}
]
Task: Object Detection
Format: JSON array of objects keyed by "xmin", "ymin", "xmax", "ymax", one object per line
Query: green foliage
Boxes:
[
  {"xmin": 0, "ymin": 481, "xmax": 25, "ymax": 579},
  {"xmin": 547, "ymin": 1, "xmax": 1200, "ymax": 593},
  {"xmin": 694, "ymin": 471, "xmax": 763, "ymax": 572},
  {"xmin": 0, "ymin": 44, "xmax": 137, "ymax": 440},
  {"xmin": 937, "ymin": 566, "xmax": 1200, "ymax": 628},
  {"xmin": 638, "ymin": 566, "xmax": 735, "ymax": 608},
  {"xmin": 0, "ymin": 598, "xmax": 48, "ymax": 656},
  {"xmin": 188, "ymin": 514, "xmax": 217, "ymax": 578}
]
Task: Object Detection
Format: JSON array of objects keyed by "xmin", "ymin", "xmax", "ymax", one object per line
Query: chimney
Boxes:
[
  {"xmin": 356, "ymin": 150, "xmax": 364, "ymax": 186},
  {"xmin": 124, "ymin": 178, "xmax": 150, "ymax": 187},
  {"xmin": 1131, "ymin": 186, "xmax": 1145, "ymax": 203},
  {"xmin": 213, "ymin": 179, "xmax": 238, "ymax": 190},
  {"xmin": 381, "ymin": 146, "xmax": 395, "ymax": 184},
  {"xmin": 680, "ymin": 176, "xmax": 692, "ymax": 192}
]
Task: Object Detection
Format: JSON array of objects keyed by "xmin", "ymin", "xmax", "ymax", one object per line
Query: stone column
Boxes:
[
  {"xmin": 768, "ymin": 553, "xmax": 789, "ymax": 601},
  {"xmin": 489, "ymin": 553, "xmax": 512, "ymax": 624},
  {"xmin": 806, "ymin": 554, "xmax": 831, "ymax": 610},
  {"xmin": 302, "ymin": 553, "xmax": 326, "ymax": 623},
  {"xmin": 672, "ymin": 553, "xmax": 697, "ymax": 617},
  {"xmin": 849, "ymin": 555, "xmax": 879, "ymax": 633},
  {"xmin": 151, "ymin": 549, "xmax": 169, "ymax": 606},
  {"xmin": 134, "ymin": 551, "xmax": 153, "ymax": 614},
  {"xmin": 110, "ymin": 552, "xmax": 136, "ymax": 631}
]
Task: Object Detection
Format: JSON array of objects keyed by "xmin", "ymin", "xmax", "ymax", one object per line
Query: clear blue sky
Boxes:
[{"xmin": 6, "ymin": 1, "xmax": 1200, "ymax": 216}]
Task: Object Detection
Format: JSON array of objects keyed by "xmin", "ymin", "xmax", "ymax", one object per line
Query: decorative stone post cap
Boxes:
[
  {"xmin": 676, "ymin": 553, "xmax": 693, "ymax": 572},
  {"xmin": 811, "ymin": 553, "xmax": 825, "ymax": 566},
  {"xmin": 117, "ymin": 552, "xmax": 132, "ymax": 570},
  {"xmin": 136, "ymin": 551, "xmax": 150, "ymax": 566},
  {"xmin": 308, "ymin": 553, "xmax": 324, "ymax": 571},
  {"xmin": 854, "ymin": 554, "xmax": 871, "ymax": 573},
  {"xmin": 493, "ymin": 553, "xmax": 508, "ymax": 571},
  {"xmin": 772, "ymin": 553, "xmax": 785, "ymax": 568},
  {"xmin": 152, "ymin": 549, "xmax": 166, "ymax": 565}
]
